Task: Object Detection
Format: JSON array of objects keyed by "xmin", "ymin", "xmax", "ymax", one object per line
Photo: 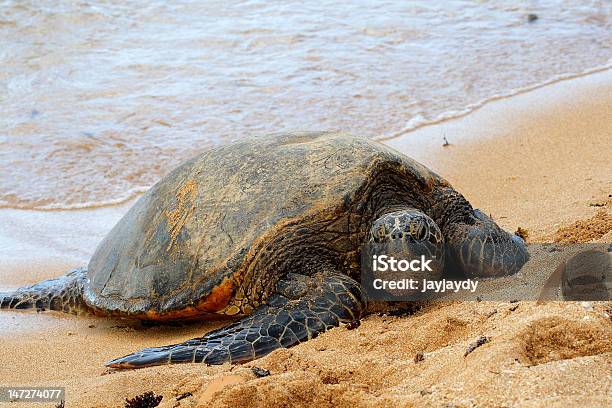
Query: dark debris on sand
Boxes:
[
  {"xmin": 124, "ymin": 391, "xmax": 163, "ymax": 408},
  {"xmin": 252, "ymin": 367, "xmax": 271, "ymax": 377},
  {"xmin": 464, "ymin": 336, "xmax": 490, "ymax": 357},
  {"xmin": 514, "ymin": 227, "xmax": 529, "ymax": 241},
  {"xmin": 386, "ymin": 303, "xmax": 423, "ymax": 317},
  {"xmin": 414, "ymin": 351, "xmax": 425, "ymax": 363},
  {"xmin": 346, "ymin": 319, "xmax": 361, "ymax": 330},
  {"xmin": 175, "ymin": 392, "xmax": 193, "ymax": 401}
]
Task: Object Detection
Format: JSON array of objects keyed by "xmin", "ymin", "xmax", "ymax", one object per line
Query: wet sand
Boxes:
[{"xmin": 0, "ymin": 70, "xmax": 611, "ymax": 407}]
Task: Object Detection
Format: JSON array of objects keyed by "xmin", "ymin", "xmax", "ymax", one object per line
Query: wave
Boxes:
[
  {"xmin": 3, "ymin": 62, "xmax": 611, "ymax": 212},
  {"xmin": 0, "ymin": 186, "xmax": 149, "ymax": 212},
  {"xmin": 376, "ymin": 60, "xmax": 612, "ymax": 142}
]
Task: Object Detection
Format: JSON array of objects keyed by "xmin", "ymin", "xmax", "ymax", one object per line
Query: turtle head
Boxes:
[
  {"xmin": 450, "ymin": 209, "xmax": 529, "ymax": 278},
  {"xmin": 368, "ymin": 209, "xmax": 445, "ymax": 280}
]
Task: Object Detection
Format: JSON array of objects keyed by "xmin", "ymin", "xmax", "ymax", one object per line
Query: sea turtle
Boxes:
[{"xmin": 0, "ymin": 132, "xmax": 528, "ymax": 368}]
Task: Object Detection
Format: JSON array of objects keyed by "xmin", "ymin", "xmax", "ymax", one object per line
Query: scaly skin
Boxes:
[
  {"xmin": 107, "ymin": 272, "xmax": 364, "ymax": 368},
  {"xmin": 0, "ymin": 268, "xmax": 90, "ymax": 315}
]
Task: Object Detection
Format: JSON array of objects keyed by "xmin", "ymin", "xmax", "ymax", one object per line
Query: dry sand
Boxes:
[{"xmin": 0, "ymin": 70, "xmax": 611, "ymax": 407}]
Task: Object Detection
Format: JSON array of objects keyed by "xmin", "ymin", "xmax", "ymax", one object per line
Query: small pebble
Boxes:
[
  {"xmin": 464, "ymin": 336, "xmax": 490, "ymax": 357},
  {"xmin": 176, "ymin": 392, "xmax": 192, "ymax": 401},
  {"xmin": 414, "ymin": 351, "xmax": 425, "ymax": 363},
  {"xmin": 346, "ymin": 319, "xmax": 361, "ymax": 330},
  {"xmin": 251, "ymin": 367, "xmax": 270, "ymax": 378}
]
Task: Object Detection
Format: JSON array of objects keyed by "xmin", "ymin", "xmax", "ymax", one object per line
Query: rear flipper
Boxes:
[
  {"xmin": 106, "ymin": 272, "xmax": 365, "ymax": 368},
  {"xmin": 0, "ymin": 268, "xmax": 89, "ymax": 314}
]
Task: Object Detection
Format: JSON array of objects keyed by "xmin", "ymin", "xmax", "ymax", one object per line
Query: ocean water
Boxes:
[{"xmin": 1, "ymin": 0, "xmax": 610, "ymax": 210}]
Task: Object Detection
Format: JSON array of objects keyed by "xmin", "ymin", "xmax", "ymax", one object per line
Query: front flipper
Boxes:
[
  {"xmin": 106, "ymin": 272, "xmax": 365, "ymax": 369},
  {"xmin": 0, "ymin": 268, "xmax": 89, "ymax": 315}
]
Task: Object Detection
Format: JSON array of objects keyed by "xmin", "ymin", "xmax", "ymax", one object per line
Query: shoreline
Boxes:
[
  {"xmin": 378, "ymin": 61, "xmax": 612, "ymax": 141},
  {"xmin": 2, "ymin": 68, "xmax": 610, "ymax": 288},
  {"xmin": 0, "ymin": 68, "xmax": 610, "ymax": 407},
  {"xmin": 386, "ymin": 67, "xmax": 612, "ymax": 240}
]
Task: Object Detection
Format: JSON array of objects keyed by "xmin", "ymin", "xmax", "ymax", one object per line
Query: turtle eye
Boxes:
[
  {"xmin": 369, "ymin": 223, "xmax": 387, "ymax": 243},
  {"xmin": 377, "ymin": 224, "xmax": 387, "ymax": 239}
]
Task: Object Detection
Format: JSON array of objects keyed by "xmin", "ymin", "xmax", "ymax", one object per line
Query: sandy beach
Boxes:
[{"xmin": 0, "ymin": 70, "xmax": 611, "ymax": 407}]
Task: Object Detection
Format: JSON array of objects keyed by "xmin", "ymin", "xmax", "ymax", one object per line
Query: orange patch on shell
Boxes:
[
  {"xmin": 195, "ymin": 277, "xmax": 234, "ymax": 312},
  {"xmin": 136, "ymin": 278, "xmax": 234, "ymax": 321}
]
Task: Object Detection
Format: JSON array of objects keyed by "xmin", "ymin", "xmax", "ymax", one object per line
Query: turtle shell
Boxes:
[{"xmin": 83, "ymin": 132, "xmax": 441, "ymax": 317}]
